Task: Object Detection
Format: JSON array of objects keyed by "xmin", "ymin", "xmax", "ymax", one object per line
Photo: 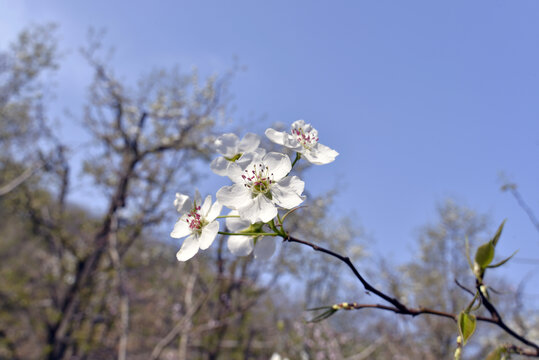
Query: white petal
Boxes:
[
  {"xmin": 239, "ymin": 195, "xmax": 277, "ymax": 223},
  {"xmin": 210, "ymin": 157, "xmax": 230, "ymax": 176},
  {"xmin": 176, "ymin": 235, "xmax": 199, "ymax": 261},
  {"xmin": 194, "ymin": 189, "xmax": 202, "ymax": 208},
  {"xmin": 200, "ymin": 195, "xmax": 212, "ymax": 215},
  {"xmin": 263, "ymin": 152, "xmax": 291, "ymax": 181},
  {"xmin": 291, "ymin": 119, "xmax": 307, "ymax": 130},
  {"xmin": 174, "ymin": 193, "xmax": 191, "ymax": 214},
  {"xmin": 253, "ymin": 147, "xmax": 267, "ymax": 157},
  {"xmin": 198, "ymin": 220, "xmax": 220, "ymax": 250},
  {"xmin": 226, "ymin": 210, "xmax": 250, "ymax": 232},
  {"xmin": 217, "ymin": 184, "xmax": 253, "ymax": 209},
  {"xmin": 281, "ymin": 134, "xmax": 301, "ymax": 149},
  {"xmin": 235, "ymin": 149, "xmax": 265, "ymax": 171},
  {"xmin": 170, "ymin": 216, "xmax": 191, "ymax": 238},
  {"xmin": 267, "ymin": 127, "xmax": 301, "ymax": 150},
  {"xmin": 303, "ymin": 143, "xmax": 339, "ymax": 165},
  {"xmin": 272, "ymin": 176, "xmax": 305, "ymax": 209},
  {"xmin": 265, "ymin": 128, "xmax": 286, "ymax": 146},
  {"xmin": 227, "ymin": 235, "xmax": 254, "ymax": 256},
  {"xmin": 226, "ymin": 161, "xmax": 246, "ymax": 183},
  {"xmin": 206, "ymin": 200, "xmax": 222, "ymax": 222},
  {"xmin": 238, "ymin": 133, "xmax": 260, "ymax": 153},
  {"xmin": 214, "ymin": 133, "xmax": 239, "ymax": 157},
  {"xmin": 254, "ymin": 237, "xmax": 276, "ymax": 260}
]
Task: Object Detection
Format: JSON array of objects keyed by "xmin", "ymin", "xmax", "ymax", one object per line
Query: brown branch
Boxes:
[
  {"xmin": 506, "ymin": 186, "xmax": 539, "ymax": 236},
  {"xmin": 477, "ymin": 283, "xmax": 539, "ymax": 354},
  {"xmin": 149, "ymin": 281, "xmax": 216, "ymax": 360},
  {"xmin": 0, "ymin": 162, "xmax": 43, "ymax": 196},
  {"xmin": 285, "ymin": 235, "xmax": 407, "ymax": 312},
  {"xmin": 285, "ymin": 235, "xmax": 539, "ymax": 357},
  {"xmin": 109, "ymin": 216, "xmax": 129, "ymax": 360},
  {"xmin": 46, "ymin": 156, "xmax": 139, "ymax": 360},
  {"xmin": 454, "ymin": 279, "xmax": 475, "ymax": 297}
]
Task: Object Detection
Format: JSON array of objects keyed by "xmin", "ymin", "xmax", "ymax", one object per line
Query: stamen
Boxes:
[
  {"xmin": 292, "ymin": 126, "xmax": 318, "ymax": 150},
  {"xmin": 242, "ymin": 160, "xmax": 274, "ymax": 196}
]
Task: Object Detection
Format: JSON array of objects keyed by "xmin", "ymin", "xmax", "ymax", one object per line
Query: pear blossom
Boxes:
[
  {"xmin": 265, "ymin": 120, "xmax": 339, "ymax": 165},
  {"xmin": 174, "ymin": 190, "xmax": 200, "ymax": 214},
  {"xmin": 210, "ymin": 132, "xmax": 263, "ymax": 176},
  {"xmin": 217, "ymin": 152, "xmax": 305, "ymax": 223},
  {"xmin": 171, "ymin": 192, "xmax": 222, "ymax": 261},
  {"xmin": 225, "ymin": 211, "xmax": 276, "ymax": 259},
  {"xmin": 270, "ymin": 354, "xmax": 290, "ymax": 360}
]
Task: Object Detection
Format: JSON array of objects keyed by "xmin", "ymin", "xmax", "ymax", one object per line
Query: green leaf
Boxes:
[
  {"xmin": 485, "ymin": 347, "xmax": 508, "ymax": 360},
  {"xmin": 239, "ymin": 222, "xmax": 265, "ymax": 235},
  {"xmin": 491, "ymin": 220, "xmax": 506, "ymax": 247},
  {"xmin": 307, "ymin": 308, "xmax": 337, "ymax": 322},
  {"xmin": 457, "ymin": 312, "xmax": 476, "ymax": 345},
  {"xmin": 474, "ymin": 242, "xmax": 495, "ymax": 268},
  {"xmin": 487, "ymin": 250, "xmax": 518, "ymax": 269}
]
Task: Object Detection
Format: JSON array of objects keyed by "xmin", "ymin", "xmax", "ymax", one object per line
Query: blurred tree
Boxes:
[
  {"xmin": 403, "ymin": 199, "xmax": 489, "ymax": 358},
  {"xmin": 0, "ymin": 24, "xmax": 229, "ymax": 359},
  {"xmin": 0, "ymin": 25, "xmax": 364, "ymax": 360},
  {"xmin": 2, "ymin": 24, "xmax": 536, "ymax": 360},
  {"xmin": 0, "ymin": 23, "xmax": 60, "ymax": 196}
]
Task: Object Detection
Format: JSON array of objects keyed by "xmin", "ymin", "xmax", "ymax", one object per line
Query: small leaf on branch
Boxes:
[
  {"xmin": 457, "ymin": 311, "xmax": 476, "ymax": 345},
  {"xmin": 306, "ymin": 306, "xmax": 338, "ymax": 322},
  {"xmin": 491, "ymin": 220, "xmax": 506, "ymax": 247},
  {"xmin": 485, "ymin": 346, "xmax": 508, "ymax": 360},
  {"xmin": 475, "ymin": 241, "xmax": 495, "ymax": 269},
  {"xmin": 487, "ymin": 250, "xmax": 518, "ymax": 269}
]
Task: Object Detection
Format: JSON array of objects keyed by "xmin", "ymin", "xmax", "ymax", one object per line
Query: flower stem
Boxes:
[
  {"xmin": 218, "ymin": 231, "xmax": 278, "ymax": 237},
  {"xmin": 291, "ymin": 152, "xmax": 301, "ymax": 168},
  {"xmin": 216, "ymin": 215, "xmax": 241, "ymax": 219}
]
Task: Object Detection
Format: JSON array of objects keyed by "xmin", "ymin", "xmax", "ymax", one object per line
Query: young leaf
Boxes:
[
  {"xmin": 474, "ymin": 242, "xmax": 495, "ymax": 268},
  {"xmin": 485, "ymin": 346, "xmax": 508, "ymax": 360},
  {"xmin": 487, "ymin": 250, "xmax": 518, "ymax": 269},
  {"xmin": 491, "ymin": 220, "xmax": 506, "ymax": 247},
  {"xmin": 457, "ymin": 311, "xmax": 476, "ymax": 345},
  {"xmin": 307, "ymin": 308, "xmax": 337, "ymax": 322}
]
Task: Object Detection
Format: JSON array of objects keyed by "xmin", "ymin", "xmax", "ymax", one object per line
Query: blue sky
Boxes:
[{"xmin": 2, "ymin": 1, "xmax": 538, "ymax": 302}]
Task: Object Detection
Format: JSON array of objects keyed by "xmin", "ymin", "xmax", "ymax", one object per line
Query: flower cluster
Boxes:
[{"xmin": 170, "ymin": 120, "xmax": 338, "ymax": 261}]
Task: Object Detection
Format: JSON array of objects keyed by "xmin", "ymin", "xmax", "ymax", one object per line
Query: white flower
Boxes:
[
  {"xmin": 210, "ymin": 133, "xmax": 262, "ymax": 176},
  {"xmin": 225, "ymin": 211, "xmax": 276, "ymax": 260},
  {"xmin": 174, "ymin": 190, "xmax": 199, "ymax": 214},
  {"xmin": 170, "ymin": 193, "xmax": 222, "ymax": 261},
  {"xmin": 216, "ymin": 152, "xmax": 305, "ymax": 223},
  {"xmin": 270, "ymin": 354, "xmax": 290, "ymax": 360},
  {"xmin": 265, "ymin": 120, "xmax": 339, "ymax": 165}
]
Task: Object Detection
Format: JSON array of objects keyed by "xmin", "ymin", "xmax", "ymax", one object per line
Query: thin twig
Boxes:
[
  {"xmin": 149, "ymin": 282, "xmax": 215, "ymax": 360},
  {"xmin": 454, "ymin": 279, "xmax": 475, "ymax": 297},
  {"xmin": 0, "ymin": 162, "xmax": 43, "ymax": 196},
  {"xmin": 284, "ymin": 235, "xmax": 539, "ymax": 357},
  {"xmin": 477, "ymin": 283, "xmax": 539, "ymax": 353}
]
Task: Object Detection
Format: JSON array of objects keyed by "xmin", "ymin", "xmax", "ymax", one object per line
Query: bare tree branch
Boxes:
[
  {"xmin": 0, "ymin": 162, "xmax": 43, "ymax": 196},
  {"xmin": 285, "ymin": 235, "xmax": 539, "ymax": 357}
]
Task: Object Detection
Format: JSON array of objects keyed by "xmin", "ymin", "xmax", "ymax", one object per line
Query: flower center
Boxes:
[
  {"xmin": 186, "ymin": 206, "xmax": 208, "ymax": 235},
  {"xmin": 292, "ymin": 127, "xmax": 319, "ymax": 150},
  {"xmin": 241, "ymin": 163, "xmax": 274, "ymax": 199}
]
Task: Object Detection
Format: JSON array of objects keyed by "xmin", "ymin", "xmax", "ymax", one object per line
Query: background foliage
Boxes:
[{"xmin": 0, "ymin": 25, "xmax": 537, "ymax": 360}]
